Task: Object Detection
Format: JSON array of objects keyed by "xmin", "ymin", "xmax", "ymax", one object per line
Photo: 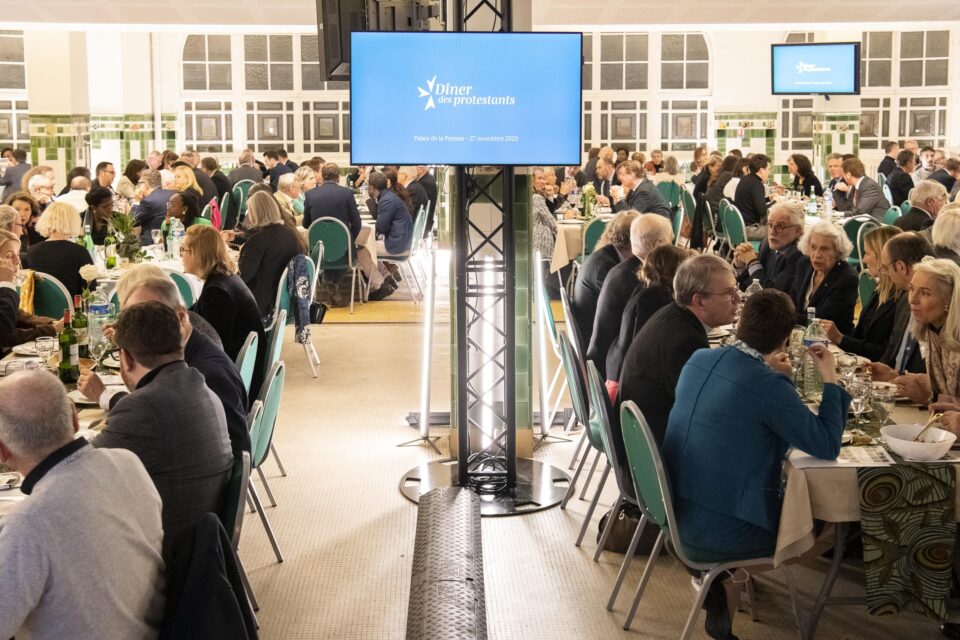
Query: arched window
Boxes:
[{"xmin": 182, "ymin": 35, "xmax": 232, "ymax": 91}]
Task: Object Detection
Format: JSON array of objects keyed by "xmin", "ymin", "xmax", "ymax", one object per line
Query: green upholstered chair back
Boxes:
[
  {"xmin": 167, "ymin": 271, "xmax": 195, "ymax": 307},
  {"xmin": 234, "ymin": 331, "xmax": 259, "ymax": 395},
  {"xmin": 620, "ymin": 401, "xmax": 672, "ymax": 530},
  {"xmin": 232, "ymin": 179, "xmax": 257, "ymax": 223},
  {"xmin": 557, "ymin": 331, "xmax": 591, "ymax": 435},
  {"xmin": 581, "ymin": 218, "xmax": 606, "ymax": 258},
  {"xmin": 858, "ymin": 272, "xmax": 877, "ymax": 309},
  {"xmin": 883, "ymin": 206, "xmax": 902, "ymax": 225},
  {"xmin": 721, "ymin": 204, "xmax": 747, "ymax": 247},
  {"xmin": 33, "ymin": 272, "xmax": 73, "ymax": 320},
  {"xmin": 251, "ymin": 362, "xmax": 285, "ymax": 469},
  {"xmin": 657, "ymin": 181, "xmax": 683, "ymax": 210},
  {"xmin": 217, "ymin": 450, "xmax": 252, "ymax": 549},
  {"xmin": 534, "ymin": 253, "xmax": 559, "ymax": 348},
  {"xmin": 586, "ymin": 361, "xmax": 634, "ymax": 499},
  {"xmin": 680, "ymin": 188, "xmax": 696, "ymax": 223},
  {"xmin": 308, "ymin": 217, "xmax": 354, "ymax": 270}
]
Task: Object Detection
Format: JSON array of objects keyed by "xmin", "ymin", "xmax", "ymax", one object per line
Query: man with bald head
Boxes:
[
  {"xmin": 587, "ymin": 213, "xmax": 674, "ymax": 378},
  {"xmin": 0, "ymin": 370, "xmax": 165, "ymax": 638}
]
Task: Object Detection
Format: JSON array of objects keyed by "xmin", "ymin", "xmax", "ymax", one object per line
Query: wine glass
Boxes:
[
  {"xmin": 849, "ymin": 380, "xmax": 872, "ymax": 430},
  {"xmin": 35, "ymin": 336, "xmax": 56, "ymax": 370},
  {"xmin": 151, "ymin": 229, "xmax": 163, "ymax": 249},
  {"xmin": 873, "ymin": 382, "xmax": 897, "ymax": 426},
  {"xmin": 837, "ymin": 354, "xmax": 858, "ymax": 387},
  {"xmin": 89, "ymin": 339, "xmax": 108, "ymax": 375}
]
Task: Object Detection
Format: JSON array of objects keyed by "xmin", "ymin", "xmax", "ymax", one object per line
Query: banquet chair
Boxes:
[
  {"xmin": 234, "ymin": 331, "xmax": 259, "ymax": 395},
  {"xmin": 556, "ymin": 332, "xmax": 594, "ymax": 511},
  {"xmin": 877, "ymin": 172, "xmax": 887, "ymax": 190},
  {"xmin": 248, "ymin": 362, "xmax": 286, "ymax": 564},
  {"xmin": 218, "ymin": 448, "xmax": 258, "ymax": 611},
  {"xmin": 32, "ymin": 272, "xmax": 74, "ymax": 319},
  {"xmin": 272, "ymin": 257, "xmax": 321, "ymax": 378},
  {"xmin": 166, "ymin": 271, "xmax": 195, "ymax": 307},
  {"xmin": 881, "ymin": 183, "xmax": 893, "ymax": 205},
  {"xmin": 567, "ymin": 217, "xmax": 607, "ymax": 296},
  {"xmin": 883, "ymin": 206, "xmax": 902, "ymax": 225},
  {"xmin": 308, "ymin": 217, "xmax": 364, "ymax": 313},
  {"xmin": 858, "ymin": 272, "xmax": 877, "ymax": 309},
  {"xmin": 842, "ymin": 216, "xmax": 878, "ymax": 270},
  {"xmin": 721, "ymin": 204, "xmax": 757, "ymax": 253},
  {"xmin": 232, "ymin": 179, "xmax": 257, "ymax": 226},
  {"xmin": 558, "ymin": 282, "xmax": 591, "ymax": 470},
  {"xmin": 585, "ymin": 361, "xmax": 648, "ymax": 612},
  {"xmin": 672, "ymin": 209, "xmax": 685, "ymax": 246},
  {"xmin": 680, "ymin": 188, "xmax": 697, "ymax": 229},
  {"xmin": 899, "ymin": 201, "xmax": 912, "ymax": 216},
  {"xmin": 219, "ymin": 191, "xmax": 231, "ymax": 221},
  {"xmin": 533, "ymin": 254, "xmax": 568, "ymax": 449},
  {"xmin": 199, "ymin": 202, "xmax": 212, "ymax": 223},
  {"xmin": 380, "ymin": 205, "xmax": 429, "ymax": 302},
  {"xmin": 618, "ymin": 401, "xmax": 800, "ymax": 636},
  {"xmin": 657, "ymin": 181, "xmax": 683, "ymax": 212}
]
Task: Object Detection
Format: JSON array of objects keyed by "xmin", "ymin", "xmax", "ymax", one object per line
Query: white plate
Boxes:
[
  {"xmin": 11, "ymin": 344, "xmax": 38, "ymax": 356},
  {"xmin": 101, "ymin": 354, "xmax": 121, "ymax": 370},
  {"xmin": 67, "ymin": 390, "xmax": 99, "ymax": 406},
  {"xmin": 841, "ymin": 431, "xmax": 853, "ymax": 444}
]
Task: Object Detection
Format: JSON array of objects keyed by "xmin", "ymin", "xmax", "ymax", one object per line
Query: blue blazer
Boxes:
[
  {"xmin": 134, "ymin": 188, "xmax": 176, "ymax": 245},
  {"xmin": 662, "ymin": 347, "xmax": 850, "ymax": 533},
  {"xmin": 375, "ymin": 190, "xmax": 413, "ymax": 256},
  {"xmin": 302, "ymin": 182, "xmax": 362, "ymax": 241}
]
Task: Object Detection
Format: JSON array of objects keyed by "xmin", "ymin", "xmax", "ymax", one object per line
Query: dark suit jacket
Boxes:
[
  {"xmin": 135, "ymin": 188, "xmax": 176, "ymax": 245},
  {"xmin": 592, "ymin": 177, "xmax": 612, "ymax": 198},
  {"xmin": 587, "ymin": 255, "xmax": 641, "ymax": 379},
  {"xmin": 692, "ymin": 169, "xmax": 711, "ymax": 201},
  {"xmin": 828, "ymin": 177, "xmax": 852, "ymax": 212},
  {"xmin": 614, "ymin": 180, "xmax": 672, "ymax": 218},
  {"xmin": 238, "ymin": 224, "xmax": 305, "ymax": 317},
  {"xmin": 848, "ymin": 176, "xmax": 890, "ymax": 220},
  {"xmin": 894, "ymin": 206, "xmax": 934, "ymax": 232},
  {"xmin": 267, "ymin": 164, "xmax": 293, "ymax": 192},
  {"xmin": 26, "ymin": 239, "xmax": 95, "ymax": 298},
  {"xmin": 792, "ymin": 173, "xmax": 823, "ymax": 197},
  {"xmin": 555, "ymin": 167, "xmax": 587, "ymax": 188},
  {"xmin": 733, "ymin": 173, "xmax": 768, "ymax": 226},
  {"xmin": 416, "ymin": 172, "xmax": 438, "ymax": 234},
  {"xmin": 192, "ymin": 273, "xmax": 267, "ymax": 397},
  {"xmin": 571, "ymin": 244, "xmax": 621, "ymax": 354},
  {"xmin": 878, "ymin": 156, "xmax": 897, "ymax": 178},
  {"xmin": 0, "ymin": 162, "xmax": 30, "ymax": 201},
  {"xmin": 193, "ymin": 168, "xmax": 218, "ymax": 207},
  {"xmin": 735, "ymin": 240, "xmax": 802, "ymax": 293},
  {"xmin": 789, "ymin": 259, "xmax": 859, "ymax": 334},
  {"xmin": 704, "ymin": 172, "xmax": 733, "ymax": 217},
  {"xmin": 302, "ymin": 182, "xmax": 362, "ymax": 241},
  {"xmin": 838, "ymin": 291, "xmax": 898, "ymax": 362},
  {"xmin": 0, "ymin": 286, "xmax": 18, "ymax": 337},
  {"xmin": 618, "ymin": 303, "xmax": 708, "ymax": 444},
  {"xmin": 210, "ymin": 171, "xmax": 231, "ymax": 200},
  {"xmin": 606, "ymin": 284, "xmax": 673, "ymax": 382},
  {"xmin": 94, "ymin": 361, "xmax": 233, "ymax": 551},
  {"xmin": 880, "ymin": 294, "xmax": 925, "ymax": 373},
  {"xmin": 887, "ymin": 168, "xmax": 914, "ymax": 207},
  {"xmin": 375, "ymin": 190, "xmax": 413, "ymax": 256},
  {"xmin": 928, "ymin": 169, "xmax": 957, "ymax": 194}
]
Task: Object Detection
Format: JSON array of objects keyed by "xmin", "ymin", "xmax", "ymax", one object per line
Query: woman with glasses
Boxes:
[
  {"xmin": 4, "ymin": 191, "xmax": 43, "ymax": 253},
  {"xmin": 788, "ymin": 220, "xmax": 859, "ymax": 333},
  {"xmin": 182, "ymin": 225, "xmax": 266, "ymax": 396},
  {"xmin": 0, "ymin": 229, "xmax": 62, "ymax": 352},
  {"xmin": 732, "ymin": 201, "xmax": 805, "ymax": 293},
  {"xmin": 662, "ymin": 289, "xmax": 848, "ymax": 638},
  {"xmin": 819, "ymin": 226, "xmax": 902, "ymax": 361}
]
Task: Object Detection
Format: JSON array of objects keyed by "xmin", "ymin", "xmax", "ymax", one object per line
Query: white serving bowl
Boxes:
[{"xmin": 881, "ymin": 424, "xmax": 957, "ymax": 462}]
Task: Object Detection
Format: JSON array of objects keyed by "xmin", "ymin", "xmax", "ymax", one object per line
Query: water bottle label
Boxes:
[{"xmin": 803, "ymin": 337, "xmax": 829, "ymax": 348}]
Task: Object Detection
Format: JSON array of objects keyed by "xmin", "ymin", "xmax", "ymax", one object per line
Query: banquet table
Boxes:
[
  {"xmin": 92, "ymin": 249, "xmax": 203, "ymax": 302},
  {"xmin": 549, "ymin": 211, "xmax": 614, "ymax": 274},
  {"xmin": 774, "ymin": 402, "xmax": 957, "ymax": 639}
]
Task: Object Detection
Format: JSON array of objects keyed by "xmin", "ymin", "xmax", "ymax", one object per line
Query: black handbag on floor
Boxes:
[
  {"xmin": 597, "ymin": 503, "xmax": 666, "ymax": 555},
  {"xmin": 309, "ymin": 301, "xmax": 328, "ymax": 325}
]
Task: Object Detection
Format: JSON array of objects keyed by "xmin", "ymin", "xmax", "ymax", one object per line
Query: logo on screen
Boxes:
[
  {"xmin": 416, "ymin": 74, "xmax": 516, "ymax": 111},
  {"xmin": 795, "ymin": 61, "xmax": 832, "ymax": 74}
]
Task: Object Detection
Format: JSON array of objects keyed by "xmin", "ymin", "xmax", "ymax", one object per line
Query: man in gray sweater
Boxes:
[{"xmin": 0, "ymin": 370, "xmax": 165, "ymax": 638}]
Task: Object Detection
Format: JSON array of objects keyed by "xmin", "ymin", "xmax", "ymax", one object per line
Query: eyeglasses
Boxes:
[
  {"xmin": 878, "ymin": 260, "xmax": 898, "ymax": 274},
  {"xmin": 700, "ymin": 288, "xmax": 741, "ymax": 300},
  {"xmin": 769, "ymin": 223, "xmax": 799, "ymax": 233},
  {"xmin": 179, "ymin": 246, "xmax": 192, "ymax": 256}
]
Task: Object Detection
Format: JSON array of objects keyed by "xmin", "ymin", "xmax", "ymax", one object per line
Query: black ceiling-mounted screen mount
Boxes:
[{"xmin": 317, "ymin": 0, "xmax": 368, "ymax": 81}]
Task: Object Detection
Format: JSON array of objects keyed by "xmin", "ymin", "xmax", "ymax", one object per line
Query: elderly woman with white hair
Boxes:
[
  {"xmin": 26, "ymin": 201, "xmax": 95, "ymax": 297},
  {"xmin": 788, "ymin": 219, "xmax": 859, "ymax": 333},
  {"xmin": 931, "ymin": 202, "xmax": 960, "ymax": 267}
]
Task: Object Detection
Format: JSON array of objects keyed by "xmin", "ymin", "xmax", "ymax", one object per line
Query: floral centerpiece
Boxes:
[
  {"xmin": 109, "ymin": 212, "xmax": 145, "ymax": 263},
  {"xmin": 580, "ymin": 182, "xmax": 597, "ymax": 219}
]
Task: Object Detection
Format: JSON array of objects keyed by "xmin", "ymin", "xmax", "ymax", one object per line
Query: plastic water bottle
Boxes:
[
  {"xmin": 802, "ymin": 308, "xmax": 830, "ymax": 401},
  {"xmin": 822, "ymin": 191, "xmax": 833, "ymax": 218},
  {"xmin": 87, "ymin": 285, "xmax": 111, "ymax": 347},
  {"xmin": 169, "ymin": 218, "xmax": 186, "ymax": 260},
  {"xmin": 744, "ymin": 278, "xmax": 763, "ymax": 301},
  {"xmin": 360, "ymin": 183, "xmax": 369, "ymax": 203}
]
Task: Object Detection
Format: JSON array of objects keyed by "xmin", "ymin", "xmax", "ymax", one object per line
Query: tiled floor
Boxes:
[{"xmin": 241, "ymin": 322, "xmax": 945, "ymax": 639}]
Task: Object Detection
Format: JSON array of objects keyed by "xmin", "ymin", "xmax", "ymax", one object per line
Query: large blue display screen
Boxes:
[
  {"xmin": 771, "ymin": 43, "xmax": 860, "ymax": 95},
  {"xmin": 350, "ymin": 32, "xmax": 582, "ymax": 165}
]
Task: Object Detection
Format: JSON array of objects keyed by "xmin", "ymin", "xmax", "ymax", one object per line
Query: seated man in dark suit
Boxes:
[
  {"xmin": 302, "ymin": 162, "xmax": 362, "ymax": 239},
  {"xmin": 367, "ymin": 171, "xmax": 413, "ymax": 301},
  {"xmin": 887, "ymin": 149, "xmax": 916, "ymax": 208},
  {"xmin": 842, "ymin": 156, "xmax": 890, "ymax": 220},
  {"xmin": 733, "ymin": 153, "xmax": 772, "ymax": 239},
  {"xmin": 928, "ymin": 158, "xmax": 960, "ymax": 194},
  {"xmin": 132, "ymin": 169, "xmax": 175, "ymax": 245},
  {"xmin": 732, "ymin": 201, "xmax": 804, "ymax": 292},
  {"xmin": 611, "ymin": 161, "xmax": 672, "ymax": 218},
  {"xmin": 826, "ymin": 153, "xmax": 852, "ymax": 212},
  {"xmin": 79, "ymin": 276, "xmax": 249, "ymax": 459},
  {"xmin": 618, "ymin": 255, "xmax": 739, "ymax": 444},
  {"xmin": 92, "ymin": 302, "xmax": 233, "ymax": 557},
  {"xmin": 894, "ymin": 179, "xmax": 948, "ymax": 232},
  {"xmin": 871, "ymin": 232, "xmax": 935, "ymax": 379},
  {"xmin": 200, "ymin": 156, "xmax": 232, "ymax": 200},
  {"xmin": 399, "ymin": 166, "xmax": 429, "ymax": 221},
  {"xmin": 591, "ymin": 157, "xmax": 615, "ymax": 205},
  {"xmin": 586, "ymin": 213, "xmax": 674, "ymax": 379},
  {"xmin": 263, "ymin": 149, "xmax": 293, "ymax": 192},
  {"xmin": 415, "ymin": 166, "xmax": 438, "ymax": 237},
  {"xmin": 570, "ymin": 211, "xmax": 637, "ymax": 353}
]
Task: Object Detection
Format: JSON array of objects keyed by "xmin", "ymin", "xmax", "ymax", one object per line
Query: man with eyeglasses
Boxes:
[
  {"xmin": 618, "ymin": 255, "xmax": 739, "ymax": 444},
  {"xmin": 732, "ymin": 201, "xmax": 805, "ymax": 293},
  {"xmin": 870, "ymin": 232, "xmax": 935, "ymax": 380},
  {"xmin": 94, "ymin": 161, "xmax": 116, "ymax": 192}
]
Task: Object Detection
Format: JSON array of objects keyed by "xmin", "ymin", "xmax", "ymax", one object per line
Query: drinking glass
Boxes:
[
  {"xmin": 849, "ymin": 380, "xmax": 872, "ymax": 429},
  {"xmin": 837, "ymin": 354, "xmax": 858, "ymax": 387},
  {"xmin": 89, "ymin": 339, "xmax": 108, "ymax": 375},
  {"xmin": 151, "ymin": 229, "xmax": 163, "ymax": 247},
  {"xmin": 873, "ymin": 383, "xmax": 897, "ymax": 425},
  {"xmin": 35, "ymin": 336, "xmax": 56, "ymax": 370}
]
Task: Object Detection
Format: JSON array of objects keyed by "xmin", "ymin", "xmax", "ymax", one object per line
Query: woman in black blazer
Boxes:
[
  {"xmin": 788, "ymin": 153, "xmax": 824, "ymax": 198},
  {"xmin": 820, "ymin": 227, "xmax": 902, "ymax": 360},
  {"xmin": 182, "ymin": 225, "xmax": 267, "ymax": 396},
  {"xmin": 789, "ymin": 221, "xmax": 859, "ymax": 334},
  {"xmin": 238, "ymin": 191, "xmax": 306, "ymax": 319},
  {"xmin": 27, "ymin": 201, "xmax": 96, "ymax": 297},
  {"xmin": 606, "ymin": 245, "xmax": 691, "ymax": 382}
]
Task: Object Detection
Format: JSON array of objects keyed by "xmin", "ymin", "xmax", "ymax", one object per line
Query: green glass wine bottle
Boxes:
[
  {"xmin": 72, "ymin": 294, "xmax": 89, "ymax": 358},
  {"xmin": 58, "ymin": 309, "xmax": 80, "ymax": 384}
]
